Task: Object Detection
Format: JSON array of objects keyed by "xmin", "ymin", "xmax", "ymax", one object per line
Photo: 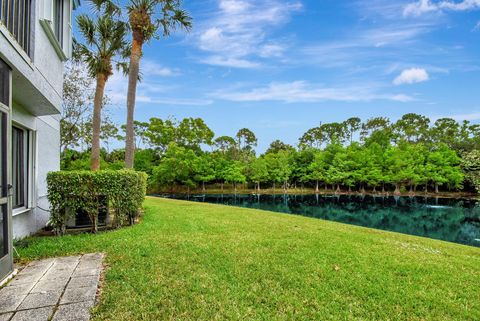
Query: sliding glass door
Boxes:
[{"xmin": 0, "ymin": 59, "xmax": 12, "ymax": 282}]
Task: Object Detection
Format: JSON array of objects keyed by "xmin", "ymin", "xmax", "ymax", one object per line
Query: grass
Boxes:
[{"xmin": 17, "ymin": 197, "xmax": 480, "ymax": 320}]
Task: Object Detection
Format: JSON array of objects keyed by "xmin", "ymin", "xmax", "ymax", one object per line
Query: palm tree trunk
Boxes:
[
  {"xmin": 91, "ymin": 73, "xmax": 107, "ymax": 171},
  {"xmin": 125, "ymin": 30, "xmax": 143, "ymax": 168}
]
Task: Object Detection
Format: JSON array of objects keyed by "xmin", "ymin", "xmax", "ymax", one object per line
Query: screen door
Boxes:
[{"xmin": 0, "ymin": 59, "xmax": 12, "ymax": 281}]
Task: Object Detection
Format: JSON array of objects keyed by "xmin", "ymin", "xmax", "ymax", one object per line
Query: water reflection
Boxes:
[{"xmin": 158, "ymin": 194, "xmax": 480, "ymax": 247}]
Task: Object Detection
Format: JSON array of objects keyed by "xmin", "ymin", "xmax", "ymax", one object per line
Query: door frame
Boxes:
[{"xmin": 0, "ymin": 59, "xmax": 13, "ymax": 282}]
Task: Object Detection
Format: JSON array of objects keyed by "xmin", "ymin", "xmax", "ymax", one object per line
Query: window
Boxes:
[
  {"xmin": 0, "ymin": 0, "xmax": 32, "ymax": 56},
  {"xmin": 53, "ymin": 0, "xmax": 63, "ymax": 46},
  {"xmin": 0, "ymin": 59, "xmax": 8, "ymax": 107},
  {"xmin": 40, "ymin": 0, "xmax": 72, "ymax": 60},
  {"xmin": 12, "ymin": 126, "xmax": 28, "ymax": 209}
]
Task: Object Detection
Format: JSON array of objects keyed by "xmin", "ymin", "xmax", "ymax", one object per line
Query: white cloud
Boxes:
[
  {"xmin": 300, "ymin": 22, "xmax": 434, "ymax": 69},
  {"xmin": 196, "ymin": 0, "xmax": 302, "ymax": 68},
  {"xmin": 219, "ymin": 0, "xmax": 251, "ymax": 13},
  {"xmin": 142, "ymin": 60, "xmax": 181, "ymax": 77},
  {"xmin": 473, "ymin": 21, "xmax": 480, "ymax": 31},
  {"xmin": 201, "ymin": 56, "xmax": 260, "ymax": 68},
  {"xmin": 391, "ymin": 94, "xmax": 416, "ymax": 102},
  {"xmin": 448, "ymin": 111, "xmax": 480, "ymax": 121},
  {"xmin": 403, "ymin": 0, "xmax": 439, "ymax": 16},
  {"xmin": 136, "ymin": 96, "xmax": 213, "ymax": 106},
  {"xmin": 404, "ymin": 0, "xmax": 480, "ymax": 16},
  {"xmin": 259, "ymin": 43, "xmax": 286, "ymax": 58},
  {"xmin": 105, "ymin": 71, "xmax": 211, "ymax": 107},
  {"xmin": 211, "ymin": 81, "xmax": 415, "ymax": 103},
  {"xmin": 393, "ymin": 68, "xmax": 429, "ymax": 85}
]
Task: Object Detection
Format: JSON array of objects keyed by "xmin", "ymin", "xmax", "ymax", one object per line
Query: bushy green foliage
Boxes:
[
  {"xmin": 461, "ymin": 150, "xmax": 480, "ymax": 193},
  {"xmin": 47, "ymin": 170, "xmax": 147, "ymax": 235},
  {"xmin": 222, "ymin": 161, "xmax": 246, "ymax": 191},
  {"xmin": 152, "ymin": 144, "xmax": 198, "ymax": 192}
]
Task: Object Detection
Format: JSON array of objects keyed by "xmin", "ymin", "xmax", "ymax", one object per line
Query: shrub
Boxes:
[{"xmin": 47, "ymin": 170, "xmax": 147, "ymax": 235}]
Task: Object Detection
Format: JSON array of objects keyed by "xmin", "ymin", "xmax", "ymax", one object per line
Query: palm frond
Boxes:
[
  {"xmin": 75, "ymin": 4, "xmax": 128, "ymax": 79},
  {"xmin": 89, "ymin": 0, "xmax": 121, "ymax": 16},
  {"xmin": 76, "ymin": 15, "xmax": 96, "ymax": 45}
]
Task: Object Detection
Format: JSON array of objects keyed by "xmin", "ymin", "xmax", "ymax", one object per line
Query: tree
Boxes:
[
  {"xmin": 121, "ymin": 121, "xmax": 150, "ymax": 148},
  {"xmin": 394, "ymin": 113, "xmax": 430, "ymax": 143},
  {"xmin": 321, "ymin": 122, "xmax": 347, "ymax": 145},
  {"xmin": 124, "ymin": 0, "xmax": 192, "ymax": 168},
  {"xmin": 145, "ymin": 117, "xmax": 214, "ymax": 153},
  {"xmin": 82, "ymin": 115, "xmax": 122, "ymax": 152},
  {"xmin": 266, "ymin": 140, "xmax": 295, "ymax": 154},
  {"xmin": 299, "ymin": 127, "xmax": 324, "ymax": 149},
  {"xmin": 461, "ymin": 150, "xmax": 480, "ymax": 193},
  {"xmin": 176, "ymin": 118, "xmax": 214, "ymax": 150},
  {"xmin": 133, "ymin": 149, "xmax": 159, "ymax": 176},
  {"xmin": 194, "ymin": 153, "xmax": 216, "ymax": 192},
  {"xmin": 265, "ymin": 151, "xmax": 292, "ymax": 192},
  {"xmin": 321, "ymin": 143, "xmax": 344, "ymax": 191},
  {"xmin": 326, "ymin": 145, "xmax": 350, "ymax": 192},
  {"xmin": 249, "ymin": 157, "xmax": 269, "ymax": 191},
  {"xmin": 430, "ymin": 118, "xmax": 460, "ymax": 150},
  {"xmin": 341, "ymin": 143, "xmax": 363, "ymax": 192},
  {"xmin": 360, "ymin": 117, "xmax": 391, "ymax": 142},
  {"xmin": 214, "ymin": 136, "xmax": 237, "ymax": 153},
  {"xmin": 426, "ymin": 145, "xmax": 463, "ymax": 193},
  {"xmin": 61, "ymin": 60, "xmax": 94, "ymax": 153},
  {"xmin": 211, "ymin": 152, "xmax": 231, "ymax": 191},
  {"xmin": 386, "ymin": 143, "xmax": 426, "ymax": 194},
  {"xmin": 223, "ymin": 162, "xmax": 246, "ymax": 192},
  {"xmin": 343, "ymin": 117, "xmax": 361, "ymax": 143},
  {"xmin": 308, "ymin": 150, "xmax": 327, "ymax": 192},
  {"xmin": 152, "ymin": 143, "xmax": 197, "ymax": 193},
  {"xmin": 364, "ymin": 142, "xmax": 388, "ymax": 192},
  {"xmin": 236, "ymin": 128, "xmax": 257, "ymax": 151},
  {"xmin": 76, "ymin": 2, "xmax": 127, "ymax": 170},
  {"xmin": 145, "ymin": 118, "xmax": 177, "ymax": 153},
  {"xmin": 291, "ymin": 148, "xmax": 315, "ymax": 190}
]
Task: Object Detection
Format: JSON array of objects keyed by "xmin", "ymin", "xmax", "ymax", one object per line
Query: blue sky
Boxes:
[{"xmin": 79, "ymin": 0, "xmax": 480, "ymax": 152}]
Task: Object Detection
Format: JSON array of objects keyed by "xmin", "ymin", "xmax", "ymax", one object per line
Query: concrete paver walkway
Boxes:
[{"xmin": 0, "ymin": 253, "xmax": 103, "ymax": 321}]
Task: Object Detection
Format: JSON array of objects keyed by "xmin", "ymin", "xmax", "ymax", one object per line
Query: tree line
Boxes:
[{"xmin": 61, "ymin": 111, "xmax": 480, "ymax": 195}]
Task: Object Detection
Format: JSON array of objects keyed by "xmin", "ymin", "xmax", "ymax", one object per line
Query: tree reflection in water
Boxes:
[{"xmin": 163, "ymin": 194, "xmax": 480, "ymax": 247}]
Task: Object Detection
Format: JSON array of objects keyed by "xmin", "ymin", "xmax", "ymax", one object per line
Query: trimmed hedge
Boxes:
[{"xmin": 47, "ymin": 170, "xmax": 147, "ymax": 235}]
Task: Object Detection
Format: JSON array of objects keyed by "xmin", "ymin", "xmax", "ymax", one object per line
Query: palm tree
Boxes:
[
  {"xmin": 76, "ymin": 1, "xmax": 127, "ymax": 171},
  {"xmin": 124, "ymin": 0, "xmax": 192, "ymax": 168}
]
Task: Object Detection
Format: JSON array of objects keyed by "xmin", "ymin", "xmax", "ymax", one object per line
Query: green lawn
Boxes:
[{"xmin": 17, "ymin": 197, "xmax": 480, "ymax": 320}]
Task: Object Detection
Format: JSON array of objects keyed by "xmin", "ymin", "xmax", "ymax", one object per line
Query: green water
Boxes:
[{"xmin": 159, "ymin": 194, "xmax": 480, "ymax": 247}]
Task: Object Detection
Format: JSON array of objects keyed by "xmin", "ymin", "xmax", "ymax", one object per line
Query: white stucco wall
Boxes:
[
  {"xmin": 11, "ymin": 105, "xmax": 60, "ymax": 239},
  {"xmin": 0, "ymin": 0, "xmax": 66, "ymax": 116},
  {"xmin": 33, "ymin": 0, "xmax": 64, "ymax": 100},
  {"xmin": 1, "ymin": 0, "xmax": 66, "ymax": 238}
]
